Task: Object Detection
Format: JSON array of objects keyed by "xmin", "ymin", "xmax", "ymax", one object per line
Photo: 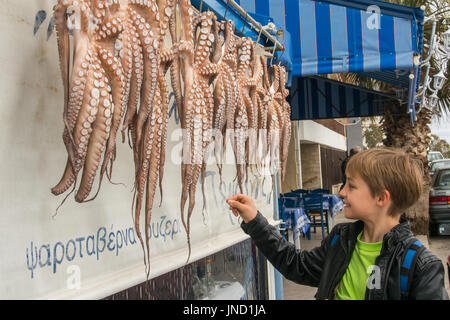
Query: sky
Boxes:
[{"xmin": 430, "ymin": 112, "xmax": 450, "ymax": 143}]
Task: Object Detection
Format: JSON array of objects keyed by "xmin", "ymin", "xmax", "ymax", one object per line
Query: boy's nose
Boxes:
[{"xmin": 338, "ymin": 187, "xmax": 345, "ymax": 199}]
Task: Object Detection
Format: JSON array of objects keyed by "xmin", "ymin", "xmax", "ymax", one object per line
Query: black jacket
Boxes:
[{"xmin": 242, "ymin": 212, "xmax": 449, "ymax": 300}]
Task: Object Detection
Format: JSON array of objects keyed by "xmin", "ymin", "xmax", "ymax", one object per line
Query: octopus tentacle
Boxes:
[
  {"xmin": 157, "ymin": 66, "xmax": 170, "ymax": 206},
  {"xmin": 52, "ymin": 0, "xmax": 91, "ymax": 195},
  {"xmin": 53, "ymin": 1, "xmax": 72, "ymax": 148},
  {"xmin": 75, "ymin": 59, "xmax": 112, "ymax": 202},
  {"xmin": 126, "ymin": 0, "xmax": 176, "ymax": 277},
  {"xmin": 96, "ymin": 46, "xmax": 126, "ymax": 185},
  {"xmin": 178, "ymin": 7, "xmax": 219, "ymax": 263},
  {"xmin": 211, "ymin": 20, "xmax": 238, "ymax": 181},
  {"xmin": 79, "ymin": 3, "xmax": 128, "ymax": 200},
  {"xmin": 276, "ymin": 65, "xmax": 292, "ymax": 182},
  {"xmin": 121, "ymin": 22, "xmax": 143, "ymax": 142},
  {"xmin": 142, "ymin": 79, "xmax": 165, "ymax": 278},
  {"xmin": 168, "ymin": 10, "xmax": 184, "ymax": 127},
  {"xmin": 128, "ymin": 5, "xmax": 161, "ymax": 156},
  {"xmin": 70, "ymin": 48, "xmax": 100, "ymax": 180}
]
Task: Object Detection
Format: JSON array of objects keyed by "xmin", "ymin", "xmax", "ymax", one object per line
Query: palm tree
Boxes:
[{"xmin": 337, "ymin": 0, "xmax": 450, "ymax": 235}]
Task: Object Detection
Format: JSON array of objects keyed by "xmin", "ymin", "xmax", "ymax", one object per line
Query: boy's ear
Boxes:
[{"xmin": 376, "ymin": 189, "xmax": 391, "ymax": 207}]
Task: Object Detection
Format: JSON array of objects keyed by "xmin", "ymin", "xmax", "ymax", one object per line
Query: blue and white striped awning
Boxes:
[
  {"xmin": 191, "ymin": 0, "xmax": 424, "ymax": 83},
  {"xmin": 191, "ymin": 0, "xmax": 425, "ymax": 123},
  {"xmin": 290, "ymin": 76, "xmax": 398, "ymax": 120},
  {"xmin": 283, "ymin": 0, "xmax": 424, "ymax": 78}
]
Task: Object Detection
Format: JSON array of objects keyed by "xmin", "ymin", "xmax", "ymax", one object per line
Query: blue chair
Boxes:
[
  {"xmin": 278, "ymin": 194, "xmax": 299, "ymax": 209},
  {"xmin": 278, "ymin": 195, "xmax": 299, "ymax": 239},
  {"xmin": 303, "ymin": 193, "xmax": 329, "ymax": 239}
]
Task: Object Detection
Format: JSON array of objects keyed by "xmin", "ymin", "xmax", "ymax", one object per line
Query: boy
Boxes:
[{"xmin": 227, "ymin": 148, "xmax": 449, "ymax": 300}]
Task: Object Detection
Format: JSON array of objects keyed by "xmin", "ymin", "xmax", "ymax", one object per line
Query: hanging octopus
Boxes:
[
  {"xmin": 254, "ymin": 55, "xmax": 271, "ymax": 176},
  {"xmin": 51, "ymin": 0, "xmax": 129, "ymax": 204},
  {"xmin": 241, "ymin": 39, "xmax": 263, "ymax": 181},
  {"xmin": 50, "ymin": 0, "xmax": 293, "ymax": 271},
  {"xmin": 261, "ymin": 63, "xmax": 292, "ymax": 181},
  {"xmin": 231, "ymin": 37, "xmax": 264, "ymax": 192},
  {"xmin": 211, "ymin": 19, "xmax": 238, "ymax": 183},
  {"xmin": 274, "ymin": 65, "xmax": 292, "ymax": 182},
  {"xmin": 176, "ymin": 1, "xmax": 220, "ymax": 263},
  {"xmin": 128, "ymin": 0, "xmax": 177, "ymax": 277}
]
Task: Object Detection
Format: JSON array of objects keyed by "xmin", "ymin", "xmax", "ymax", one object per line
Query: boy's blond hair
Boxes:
[{"xmin": 346, "ymin": 148, "xmax": 424, "ymax": 216}]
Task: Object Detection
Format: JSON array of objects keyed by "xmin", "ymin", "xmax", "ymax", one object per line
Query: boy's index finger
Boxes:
[
  {"xmin": 226, "ymin": 195, "xmax": 238, "ymax": 203},
  {"xmin": 234, "ymin": 194, "xmax": 248, "ymax": 202},
  {"xmin": 226, "ymin": 194, "xmax": 244, "ymax": 203}
]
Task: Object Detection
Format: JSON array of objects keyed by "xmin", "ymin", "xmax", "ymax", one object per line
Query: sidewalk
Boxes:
[{"xmin": 281, "ymin": 210, "xmax": 450, "ymax": 299}]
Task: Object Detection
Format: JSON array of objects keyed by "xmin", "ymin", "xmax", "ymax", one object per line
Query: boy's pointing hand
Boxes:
[{"xmin": 226, "ymin": 194, "xmax": 257, "ymax": 223}]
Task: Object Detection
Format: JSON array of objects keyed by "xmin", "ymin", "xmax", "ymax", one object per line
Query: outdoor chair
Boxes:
[
  {"xmin": 278, "ymin": 194, "xmax": 300, "ymax": 240},
  {"xmin": 303, "ymin": 193, "xmax": 329, "ymax": 239}
]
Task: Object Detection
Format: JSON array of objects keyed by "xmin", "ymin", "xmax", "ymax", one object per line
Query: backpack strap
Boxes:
[{"xmin": 400, "ymin": 238, "xmax": 426, "ymax": 299}]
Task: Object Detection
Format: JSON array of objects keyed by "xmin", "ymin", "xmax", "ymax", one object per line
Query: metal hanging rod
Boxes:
[{"xmin": 220, "ymin": 0, "xmax": 285, "ymax": 51}]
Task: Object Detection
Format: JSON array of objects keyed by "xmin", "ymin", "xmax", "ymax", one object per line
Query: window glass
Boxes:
[
  {"xmin": 432, "ymin": 161, "xmax": 450, "ymax": 171},
  {"xmin": 436, "ymin": 170, "xmax": 450, "ymax": 187},
  {"xmin": 104, "ymin": 239, "xmax": 266, "ymax": 300}
]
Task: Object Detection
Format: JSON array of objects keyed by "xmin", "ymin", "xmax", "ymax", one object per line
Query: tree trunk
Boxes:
[{"xmin": 381, "ymin": 103, "xmax": 431, "ymax": 235}]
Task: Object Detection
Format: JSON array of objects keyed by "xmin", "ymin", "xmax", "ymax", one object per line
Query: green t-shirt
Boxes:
[{"xmin": 335, "ymin": 232, "xmax": 383, "ymax": 300}]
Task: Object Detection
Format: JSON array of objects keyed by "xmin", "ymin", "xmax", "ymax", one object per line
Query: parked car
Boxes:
[
  {"xmin": 428, "ymin": 151, "xmax": 444, "ymax": 162},
  {"xmin": 430, "ymin": 159, "xmax": 450, "ymax": 176},
  {"xmin": 429, "ymin": 166, "xmax": 450, "ymax": 236}
]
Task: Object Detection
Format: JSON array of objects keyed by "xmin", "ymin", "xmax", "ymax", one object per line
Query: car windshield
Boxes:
[
  {"xmin": 435, "ymin": 170, "xmax": 450, "ymax": 187},
  {"xmin": 431, "ymin": 161, "xmax": 450, "ymax": 171}
]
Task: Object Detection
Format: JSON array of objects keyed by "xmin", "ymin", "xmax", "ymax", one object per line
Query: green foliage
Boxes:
[
  {"xmin": 430, "ymin": 134, "xmax": 450, "ymax": 157},
  {"xmin": 363, "ymin": 117, "xmax": 384, "ymax": 149}
]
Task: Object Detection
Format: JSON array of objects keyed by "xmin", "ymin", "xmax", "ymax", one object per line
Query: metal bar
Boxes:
[
  {"xmin": 418, "ymin": 17, "xmax": 437, "ymax": 110},
  {"xmin": 222, "ymin": 0, "xmax": 285, "ymax": 51}
]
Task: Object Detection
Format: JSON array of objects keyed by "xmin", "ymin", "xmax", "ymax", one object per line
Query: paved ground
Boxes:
[{"xmin": 282, "ymin": 210, "xmax": 450, "ymax": 300}]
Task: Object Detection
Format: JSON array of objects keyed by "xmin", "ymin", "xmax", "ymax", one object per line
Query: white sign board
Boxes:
[{"xmin": 0, "ymin": 0, "xmax": 277, "ymax": 299}]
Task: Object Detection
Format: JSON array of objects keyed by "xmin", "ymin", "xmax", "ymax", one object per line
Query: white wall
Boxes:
[
  {"xmin": 0, "ymin": 0, "xmax": 276, "ymax": 299},
  {"xmin": 298, "ymin": 120, "xmax": 347, "ymax": 151}
]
